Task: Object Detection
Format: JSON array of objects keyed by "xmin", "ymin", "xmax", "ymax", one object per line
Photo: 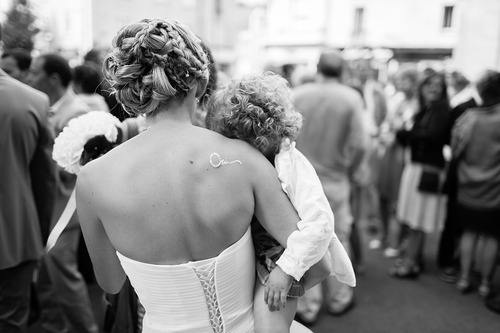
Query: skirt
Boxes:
[
  {"xmin": 397, "ymin": 162, "xmax": 447, "ymax": 233},
  {"xmin": 457, "ymin": 204, "xmax": 500, "ymax": 238}
]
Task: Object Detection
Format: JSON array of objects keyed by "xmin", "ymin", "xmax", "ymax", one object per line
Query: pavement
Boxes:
[{"xmin": 304, "ymin": 231, "xmax": 500, "ymax": 333}]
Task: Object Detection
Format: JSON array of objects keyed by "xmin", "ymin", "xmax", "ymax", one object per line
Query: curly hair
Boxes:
[
  {"xmin": 103, "ymin": 19, "xmax": 208, "ymax": 116},
  {"xmin": 206, "ymin": 72, "xmax": 302, "ymax": 156}
]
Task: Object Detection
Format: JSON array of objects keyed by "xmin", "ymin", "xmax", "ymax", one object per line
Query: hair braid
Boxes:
[{"xmin": 103, "ymin": 18, "xmax": 209, "ymax": 117}]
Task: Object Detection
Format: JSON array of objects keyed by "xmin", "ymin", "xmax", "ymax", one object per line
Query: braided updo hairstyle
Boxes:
[{"xmin": 103, "ymin": 19, "xmax": 209, "ymax": 116}]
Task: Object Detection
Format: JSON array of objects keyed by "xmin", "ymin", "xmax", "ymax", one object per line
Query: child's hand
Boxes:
[{"xmin": 264, "ymin": 265, "xmax": 294, "ymax": 311}]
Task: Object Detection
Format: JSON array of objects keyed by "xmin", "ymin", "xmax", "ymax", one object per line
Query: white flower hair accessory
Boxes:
[{"xmin": 52, "ymin": 111, "xmax": 121, "ymax": 174}]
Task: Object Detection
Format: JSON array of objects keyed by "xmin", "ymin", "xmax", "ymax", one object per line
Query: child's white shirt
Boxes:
[{"xmin": 274, "ymin": 141, "xmax": 356, "ymax": 287}]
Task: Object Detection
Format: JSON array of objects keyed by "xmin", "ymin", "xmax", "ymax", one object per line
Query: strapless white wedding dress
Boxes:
[{"xmin": 117, "ymin": 227, "xmax": 312, "ymax": 333}]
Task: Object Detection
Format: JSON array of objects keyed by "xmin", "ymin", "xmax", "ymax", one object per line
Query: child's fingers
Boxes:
[
  {"xmin": 271, "ymin": 291, "xmax": 281, "ymax": 311},
  {"xmin": 281, "ymin": 293, "xmax": 287, "ymax": 309},
  {"xmin": 264, "ymin": 286, "xmax": 270, "ymax": 304},
  {"xmin": 267, "ymin": 290, "xmax": 275, "ymax": 310}
]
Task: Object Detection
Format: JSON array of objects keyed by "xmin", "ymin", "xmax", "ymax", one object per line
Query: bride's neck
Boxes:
[{"xmin": 146, "ymin": 97, "xmax": 195, "ymax": 128}]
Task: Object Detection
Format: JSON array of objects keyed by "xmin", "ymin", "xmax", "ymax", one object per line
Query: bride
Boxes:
[{"xmin": 76, "ymin": 18, "xmax": 330, "ymax": 332}]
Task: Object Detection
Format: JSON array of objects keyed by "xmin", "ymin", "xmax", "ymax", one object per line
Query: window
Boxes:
[
  {"xmin": 443, "ymin": 6, "xmax": 454, "ymax": 28},
  {"xmin": 354, "ymin": 7, "xmax": 364, "ymax": 36}
]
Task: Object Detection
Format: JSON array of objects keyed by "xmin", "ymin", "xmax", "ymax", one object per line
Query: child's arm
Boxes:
[
  {"xmin": 274, "ymin": 143, "xmax": 356, "ymax": 288},
  {"xmin": 273, "ymin": 143, "xmax": 334, "ymax": 282}
]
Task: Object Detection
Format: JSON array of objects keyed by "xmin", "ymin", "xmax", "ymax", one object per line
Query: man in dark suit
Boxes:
[
  {"xmin": 27, "ymin": 54, "xmax": 99, "ymax": 333},
  {"xmin": 0, "ymin": 25, "xmax": 57, "ymax": 332}
]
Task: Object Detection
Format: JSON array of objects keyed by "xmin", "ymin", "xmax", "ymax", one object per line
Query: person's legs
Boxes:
[
  {"xmin": 38, "ymin": 226, "xmax": 99, "ymax": 333},
  {"xmin": 438, "ymin": 164, "xmax": 459, "ymax": 268},
  {"xmin": 389, "ymin": 228, "xmax": 424, "ymax": 278},
  {"xmin": 366, "ymin": 184, "xmax": 382, "ymax": 236},
  {"xmin": 438, "ymin": 213, "xmax": 456, "ymax": 267},
  {"xmin": 437, "ymin": 187, "xmax": 462, "ymax": 283},
  {"xmin": 349, "ymin": 185, "xmax": 363, "ymax": 270},
  {"xmin": 457, "ymin": 230, "xmax": 478, "ymax": 292},
  {"xmin": 415, "ymin": 230, "xmax": 426, "ymax": 270},
  {"xmin": 295, "ymin": 283, "xmax": 322, "ymax": 325},
  {"xmin": 378, "ymin": 195, "xmax": 391, "ymax": 248},
  {"xmin": 36, "ymin": 257, "xmax": 70, "ymax": 333},
  {"xmin": 397, "ymin": 223, "xmax": 410, "ymax": 255},
  {"xmin": 324, "ymin": 277, "xmax": 354, "ymax": 315},
  {"xmin": 400, "ymin": 228, "xmax": 423, "ymax": 265},
  {"xmin": 477, "ymin": 235, "xmax": 499, "ymax": 297},
  {"xmin": 349, "ymin": 220, "xmax": 363, "ymax": 273},
  {"xmin": 0, "ymin": 260, "xmax": 37, "ymax": 333},
  {"xmin": 384, "ymin": 217, "xmax": 405, "ymax": 258},
  {"xmin": 322, "ymin": 180, "xmax": 354, "ymax": 314},
  {"xmin": 254, "ymin": 282, "xmax": 298, "ymax": 333},
  {"xmin": 296, "ymin": 178, "xmax": 354, "ymax": 321}
]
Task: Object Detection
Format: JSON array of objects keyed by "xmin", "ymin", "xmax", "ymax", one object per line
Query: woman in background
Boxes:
[
  {"xmin": 389, "ymin": 72, "xmax": 451, "ymax": 278},
  {"xmin": 376, "ymin": 67, "xmax": 419, "ymax": 258}
]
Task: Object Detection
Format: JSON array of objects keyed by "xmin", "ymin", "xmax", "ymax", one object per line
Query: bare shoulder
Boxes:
[
  {"xmin": 76, "ymin": 149, "xmax": 119, "ymax": 200},
  {"xmin": 76, "ymin": 157, "xmax": 105, "ymax": 199},
  {"xmin": 212, "ymin": 132, "xmax": 275, "ymax": 175}
]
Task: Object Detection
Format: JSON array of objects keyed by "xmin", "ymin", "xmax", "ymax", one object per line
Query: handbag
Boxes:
[{"xmin": 417, "ymin": 167, "xmax": 441, "ymax": 194}]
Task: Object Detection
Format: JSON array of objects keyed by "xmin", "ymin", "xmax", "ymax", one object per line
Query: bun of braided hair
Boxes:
[{"xmin": 103, "ymin": 19, "xmax": 209, "ymax": 117}]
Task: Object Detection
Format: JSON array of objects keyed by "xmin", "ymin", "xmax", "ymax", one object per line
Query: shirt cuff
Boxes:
[{"xmin": 275, "ymin": 250, "xmax": 310, "ymax": 281}]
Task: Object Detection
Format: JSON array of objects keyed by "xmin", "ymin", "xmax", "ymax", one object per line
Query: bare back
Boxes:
[{"xmin": 77, "ymin": 122, "xmax": 300, "ymax": 283}]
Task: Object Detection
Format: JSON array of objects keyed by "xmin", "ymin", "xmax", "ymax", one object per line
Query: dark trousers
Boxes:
[
  {"xmin": 437, "ymin": 163, "xmax": 463, "ymax": 269},
  {"xmin": 0, "ymin": 260, "xmax": 37, "ymax": 333},
  {"xmin": 103, "ymin": 278, "xmax": 140, "ymax": 333},
  {"xmin": 36, "ymin": 226, "xmax": 99, "ymax": 333}
]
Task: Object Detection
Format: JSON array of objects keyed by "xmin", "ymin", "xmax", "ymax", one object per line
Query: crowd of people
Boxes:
[
  {"xmin": 321, "ymin": 56, "xmax": 500, "ymax": 315},
  {"xmin": 1, "ymin": 17, "xmax": 499, "ymax": 333}
]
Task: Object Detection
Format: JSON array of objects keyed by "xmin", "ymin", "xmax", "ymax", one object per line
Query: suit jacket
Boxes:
[
  {"xmin": 0, "ymin": 70, "xmax": 57, "ymax": 270},
  {"xmin": 49, "ymin": 89, "xmax": 90, "ymax": 230}
]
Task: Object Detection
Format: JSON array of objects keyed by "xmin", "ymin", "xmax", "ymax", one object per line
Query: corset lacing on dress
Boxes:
[{"xmin": 193, "ymin": 260, "xmax": 224, "ymax": 333}]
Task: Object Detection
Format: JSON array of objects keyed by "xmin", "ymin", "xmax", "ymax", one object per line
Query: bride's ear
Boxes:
[{"xmin": 195, "ymin": 71, "xmax": 209, "ymax": 99}]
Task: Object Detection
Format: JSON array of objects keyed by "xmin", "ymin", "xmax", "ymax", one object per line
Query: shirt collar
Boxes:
[{"xmin": 50, "ymin": 89, "xmax": 73, "ymax": 114}]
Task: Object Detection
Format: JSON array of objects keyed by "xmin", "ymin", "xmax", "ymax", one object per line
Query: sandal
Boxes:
[
  {"xmin": 456, "ymin": 278, "xmax": 473, "ymax": 294},
  {"xmin": 478, "ymin": 282, "xmax": 491, "ymax": 298}
]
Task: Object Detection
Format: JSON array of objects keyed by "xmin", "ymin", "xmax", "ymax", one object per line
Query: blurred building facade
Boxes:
[
  {"xmin": 0, "ymin": 0, "xmax": 93, "ymax": 64},
  {"xmin": 1, "ymin": 0, "xmax": 499, "ymax": 81},
  {"xmin": 259, "ymin": 0, "xmax": 500, "ymax": 83},
  {"xmin": 90, "ymin": 0, "xmax": 254, "ymax": 72},
  {"xmin": 453, "ymin": 0, "xmax": 500, "ymax": 80},
  {"xmin": 1, "ymin": 0, "xmax": 254, "ymax": 69}
]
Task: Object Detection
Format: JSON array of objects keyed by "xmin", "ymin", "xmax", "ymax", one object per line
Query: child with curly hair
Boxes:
[{"xmin": 206, "ymin": 72, "xmax": 356, "ymax": 332}]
